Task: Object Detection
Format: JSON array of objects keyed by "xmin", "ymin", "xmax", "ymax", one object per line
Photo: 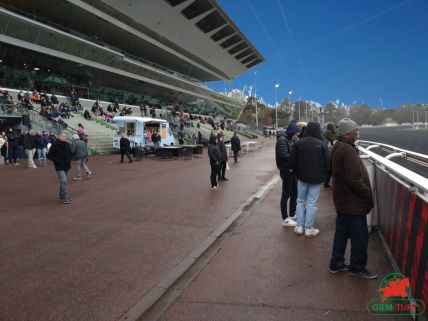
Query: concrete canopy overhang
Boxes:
[
  {"xmin": 94, "ymin": 0, "xmax": 265, "ymax": 79},
  {"xmin": 0, "ymin": 7, "xmax": 244, "ymax": 109},
  {"xmin": 0, "ymin": 0, "xmax": 264, "ymax": 82}
]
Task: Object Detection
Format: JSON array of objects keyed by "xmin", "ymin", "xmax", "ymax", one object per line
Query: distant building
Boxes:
[{"xmin": 384, "ymin": 118, "xmax": 398, "ymax": 126}]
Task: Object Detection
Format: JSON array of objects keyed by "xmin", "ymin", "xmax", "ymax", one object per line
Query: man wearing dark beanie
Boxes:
[
  {"xmin": 329, "ymin": 118, "xmax": 377, "ymax": 279},
  {"xmin": 275, "ymin": 123, "xmax": 300, "ymax": 227}
]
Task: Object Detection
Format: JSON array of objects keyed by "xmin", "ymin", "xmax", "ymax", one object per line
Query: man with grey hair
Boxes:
[
  {"xmin": 329, "ymin": 118, "xmax": 376, "ymax": 279},
  {"xmin": 71, "ymin": 134, "xmax": 91, "ymax": 180},
  {"xmin": 47, "ymin": 132, "xmax": 73, "ymax": 204}
]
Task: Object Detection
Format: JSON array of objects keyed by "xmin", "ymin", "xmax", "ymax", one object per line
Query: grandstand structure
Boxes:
[{"xmin": 0, "ymin": 0, "xmax": 264, "ymax": 120}]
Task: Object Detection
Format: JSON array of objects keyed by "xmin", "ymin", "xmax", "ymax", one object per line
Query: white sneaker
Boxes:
[
  {"xmin": 294, "ymin": 225, "xmax": 304, "ymax": 235},
  {"xmin": 211, "ymin": 186, "xmax": 218, "ymax": 191},
  {"xmin": 305, "ymin": 228, "xmax": 320, "ymax": 237},
  {"xmin": 282, "ymin": 218, "xmax": 297, "ymax": 227},
  {"xmin": 73, "ymin": 177, "xmax": 82, "ymax": 180},
  {"xmin": 289, "ymin": 214, "xmax": 296, "ymax": 220}
]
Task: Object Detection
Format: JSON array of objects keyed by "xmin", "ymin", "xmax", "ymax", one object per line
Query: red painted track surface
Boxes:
[{"xmin": 0, "ymin": 140, "xmax": 408, "ymax": 321}]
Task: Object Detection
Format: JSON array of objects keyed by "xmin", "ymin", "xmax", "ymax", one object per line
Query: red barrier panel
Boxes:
[{"xmin": 376, "ymin": 168, "xmax": 428, "ymax": 311}]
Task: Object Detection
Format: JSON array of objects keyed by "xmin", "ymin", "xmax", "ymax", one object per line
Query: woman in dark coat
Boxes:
[
  {"xmin": 217, "ymin": 136, "xmax": 228, "ymax": 181},
  {"xmin": 230, "ymin": 132, "xmax": 241, "ymax": 163},
  {"xmin": 208, "ymin": 134, "xmax": 221, "ymax": 191}
]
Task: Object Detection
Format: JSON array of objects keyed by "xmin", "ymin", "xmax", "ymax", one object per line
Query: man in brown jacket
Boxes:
[{"xmin": 329, "ymin": 118, "xmax": 377, "ymax": 279}]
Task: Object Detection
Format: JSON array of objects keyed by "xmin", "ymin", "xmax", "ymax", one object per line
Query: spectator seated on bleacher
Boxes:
[
  {"xmin": 44, "ymin": 108, "xmax": 54, "ymax": 121},
  {"xmin": 58, "ymin": 103, "xmax": 72, "ymax": 119},
  {"xmin": 83, "ymin": 109, "xmax": 91, "ymax": 120},
  {"xmin": 103, "ymin": 113, "xmax": 113, "ymax": 122},
  {"xmin": 51, "ymin": 93, "xmax": 58, "ymax": 105},
  {"xmin": 113, "ymin": 102, "xmax": 120, "ymax": 113},
  {"xmin": 56, "ymin": 115, "xmax": 68, "ymax": 129},
  {"xmin": 40, "ymin": 96, "xmax": 48, "ymax": 107},
  {"xmin": 17, "ymin": 90, "xmax": 24, "ymax": 103},
  {"xmin": 120, "ymin": 107, "xmax": 132, "ymax": 116},
  {"xmin": 31, "ymin": 92, "xmax": 41, "ymax": 104},
  {"xmin": 0, "ymin": 90, "xmax": 13, "ymax": 104}
]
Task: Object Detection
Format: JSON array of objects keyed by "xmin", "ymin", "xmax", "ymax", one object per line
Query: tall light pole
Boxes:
[
  {"xmin": 288, "ymin": 90, "xmax": 293, "ymax": 123},
  {"xmin": 275, "ymin": 83, "xmax": 280, "ymax": 128},
  {"xmin": 305, "ymin": 100, "xmax": 308, "ymax": 122},
  {"xmin": 425, "ymin": 110, "xmax": 427, "ymax": 129},
  {"xmin": 254, "ymin": 71, "xmax": 258, "ymax": 127}
]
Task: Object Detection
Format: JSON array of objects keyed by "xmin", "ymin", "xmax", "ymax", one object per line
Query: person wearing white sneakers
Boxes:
[
  {"xmin": 289, "ymin": 122, "xmax": 330, "ymax": 237},
  {"xmin": 71, "ymin": 134, "xmax": 91, "ymax": 180},
  {"xmin": 275, "ymin": 124, "xmax": 300, "ymax": 227},
  {"xmin": 328, "ymin": 118, "xmax": 377, "ymax": 279}
]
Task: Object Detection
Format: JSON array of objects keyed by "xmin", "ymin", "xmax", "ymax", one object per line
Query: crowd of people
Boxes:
[
  {"xmin": 1, "ymin": 126, "xmax": 92, "ymax": 204},
  {"xmin": 207, "ymin": 131, "xmax": 241, "ymax": 191},
  {"xmin": 90, "ymin": 100, "xmax": 133, "ymax": 122},
  {"xmin": 275, "ymin": 118, "xmax": 376, "ymax": 279},
  {"xmin": 0, "ymin": 128, "xmax": 56, "ymax": 166}
]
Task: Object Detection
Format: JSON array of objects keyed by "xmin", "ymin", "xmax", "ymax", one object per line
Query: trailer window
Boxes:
[{"xmin": 126, "ymin": 122, "xmax": 135, "ymax": 136}]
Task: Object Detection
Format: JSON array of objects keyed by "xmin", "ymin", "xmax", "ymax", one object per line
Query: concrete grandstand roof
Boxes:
[
  {"xmin": 95, "ymin": 0, "xmax": 265, "ymax": 81},
  {"xmin": 0, "ymin": 0, "xmax": 264, "ymax": 82}
]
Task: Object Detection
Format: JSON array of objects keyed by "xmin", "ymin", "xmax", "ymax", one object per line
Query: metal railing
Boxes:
[
  {"xmin": 357, "ymin": 140, "xmax": 428, "ymax": 202},
  {"xmin": 358, "ymin": 139, "xmax": 428, "ymax": 167}
]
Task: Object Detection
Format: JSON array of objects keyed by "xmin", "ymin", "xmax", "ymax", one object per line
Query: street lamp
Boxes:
[
  {"xmin": 275, "ymin": 83, "xmax": 280, "ymax": 128},
  {"xmin": 288, "ymin": 91, "xmax": 293, "ymax": 123},
  {"xmin": 254, "ymin": 71, "xmax": 258, "ymax": 127}
]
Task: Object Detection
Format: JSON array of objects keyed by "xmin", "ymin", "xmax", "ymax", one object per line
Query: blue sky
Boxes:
[{"xmin": 208, "ymin": 0, "xmax": 428, "ymax": 108}]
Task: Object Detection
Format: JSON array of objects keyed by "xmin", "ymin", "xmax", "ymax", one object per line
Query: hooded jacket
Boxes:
[
  {"xmin": 290, "ymin": 122, "xmax": 330, "ymax": 184},
  {"xmin": 275, "ymin": 130, "xmax": 294, "ymax": 171},
  {"xmin": 208, "ymin": 135, "xmax": 220, "ymax": 163},
  {"xmin": 324, "ymin": 123, "xmax": 337, "ymax": 144}
]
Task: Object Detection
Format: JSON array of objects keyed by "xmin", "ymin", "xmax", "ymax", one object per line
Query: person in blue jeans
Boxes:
[
  {"xmin": 47, "ymin": 132, "xmax": 73, "ymax": 204},
  {"xmin": 289, "ymin": 122, "xmax": 330, "ymax": 237},
  {"xmin": 328, "ymin": 118, "xmax": 376, "ymax": 279}
]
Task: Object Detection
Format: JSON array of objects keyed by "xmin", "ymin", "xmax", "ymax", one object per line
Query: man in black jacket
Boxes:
[
  {"xmin": 230, "ymin": 132, "xmax": 241, "ymax": 163},
  {"xmin": 290, "ymin": 122, "xmax": 330, "ymax": 237},
  {"xmin": 208, "ymin": 134, "xmax": 221, "ymax": 191},
  {"xmin": 47, "ymin": 132, "xmax": 72, "ymax": 204},
  {"xmin": 275, "ymin": 124, "xmax": 300, "ymax": 227},
  {"xmin": 217, "ymin": 136, "xmax": 229, "ymax": 181},
  {"xmin": 119, "ymin": 132, "xmax": 133, "ymax": 163},
  {"xmin": 24, "ymin": 130, "xmax": 37, "ymax": 169},
  {"xmin": 6, "ymin": 128, "xmax": 19, "ymax": 165}
]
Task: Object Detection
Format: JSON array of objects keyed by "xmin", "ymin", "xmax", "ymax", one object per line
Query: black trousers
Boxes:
[
  {"xmin": 279, "ymin": 170, "xmax": 297, "ymax": 220},
  {"xmin": 218, "ymin": 161, "xmax": 227, "ymax": 179},
  {"xmin": 120, "ymin": 150, "xmax": 132, "ymax": 162},
  {"xmin": 210, "ymin": 161, "xmax": 219, "ymax": 187},
  {"xmin": 330, "ymin": 212, "xmax": 369, "ymax": 272},
  {"xmin": 325, "ymin": 171, "xmax": 332, "ymax": 185},
  {"xmin": 233, "ymin": 150, "xmax": 239, "ymax": 162}
]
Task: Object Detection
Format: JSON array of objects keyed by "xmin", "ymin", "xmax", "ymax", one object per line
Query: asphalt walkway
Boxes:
[
  {"xmin": 0, "ymin": 140, "xmax": 275, "ymax": 321},
  {"xmin": 0, "ymin": 139, "xmax": 406, "ymax": 321},
  {"xmin": 157, "ymin": 178, "xmax": 409, "ymax": 321}
]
